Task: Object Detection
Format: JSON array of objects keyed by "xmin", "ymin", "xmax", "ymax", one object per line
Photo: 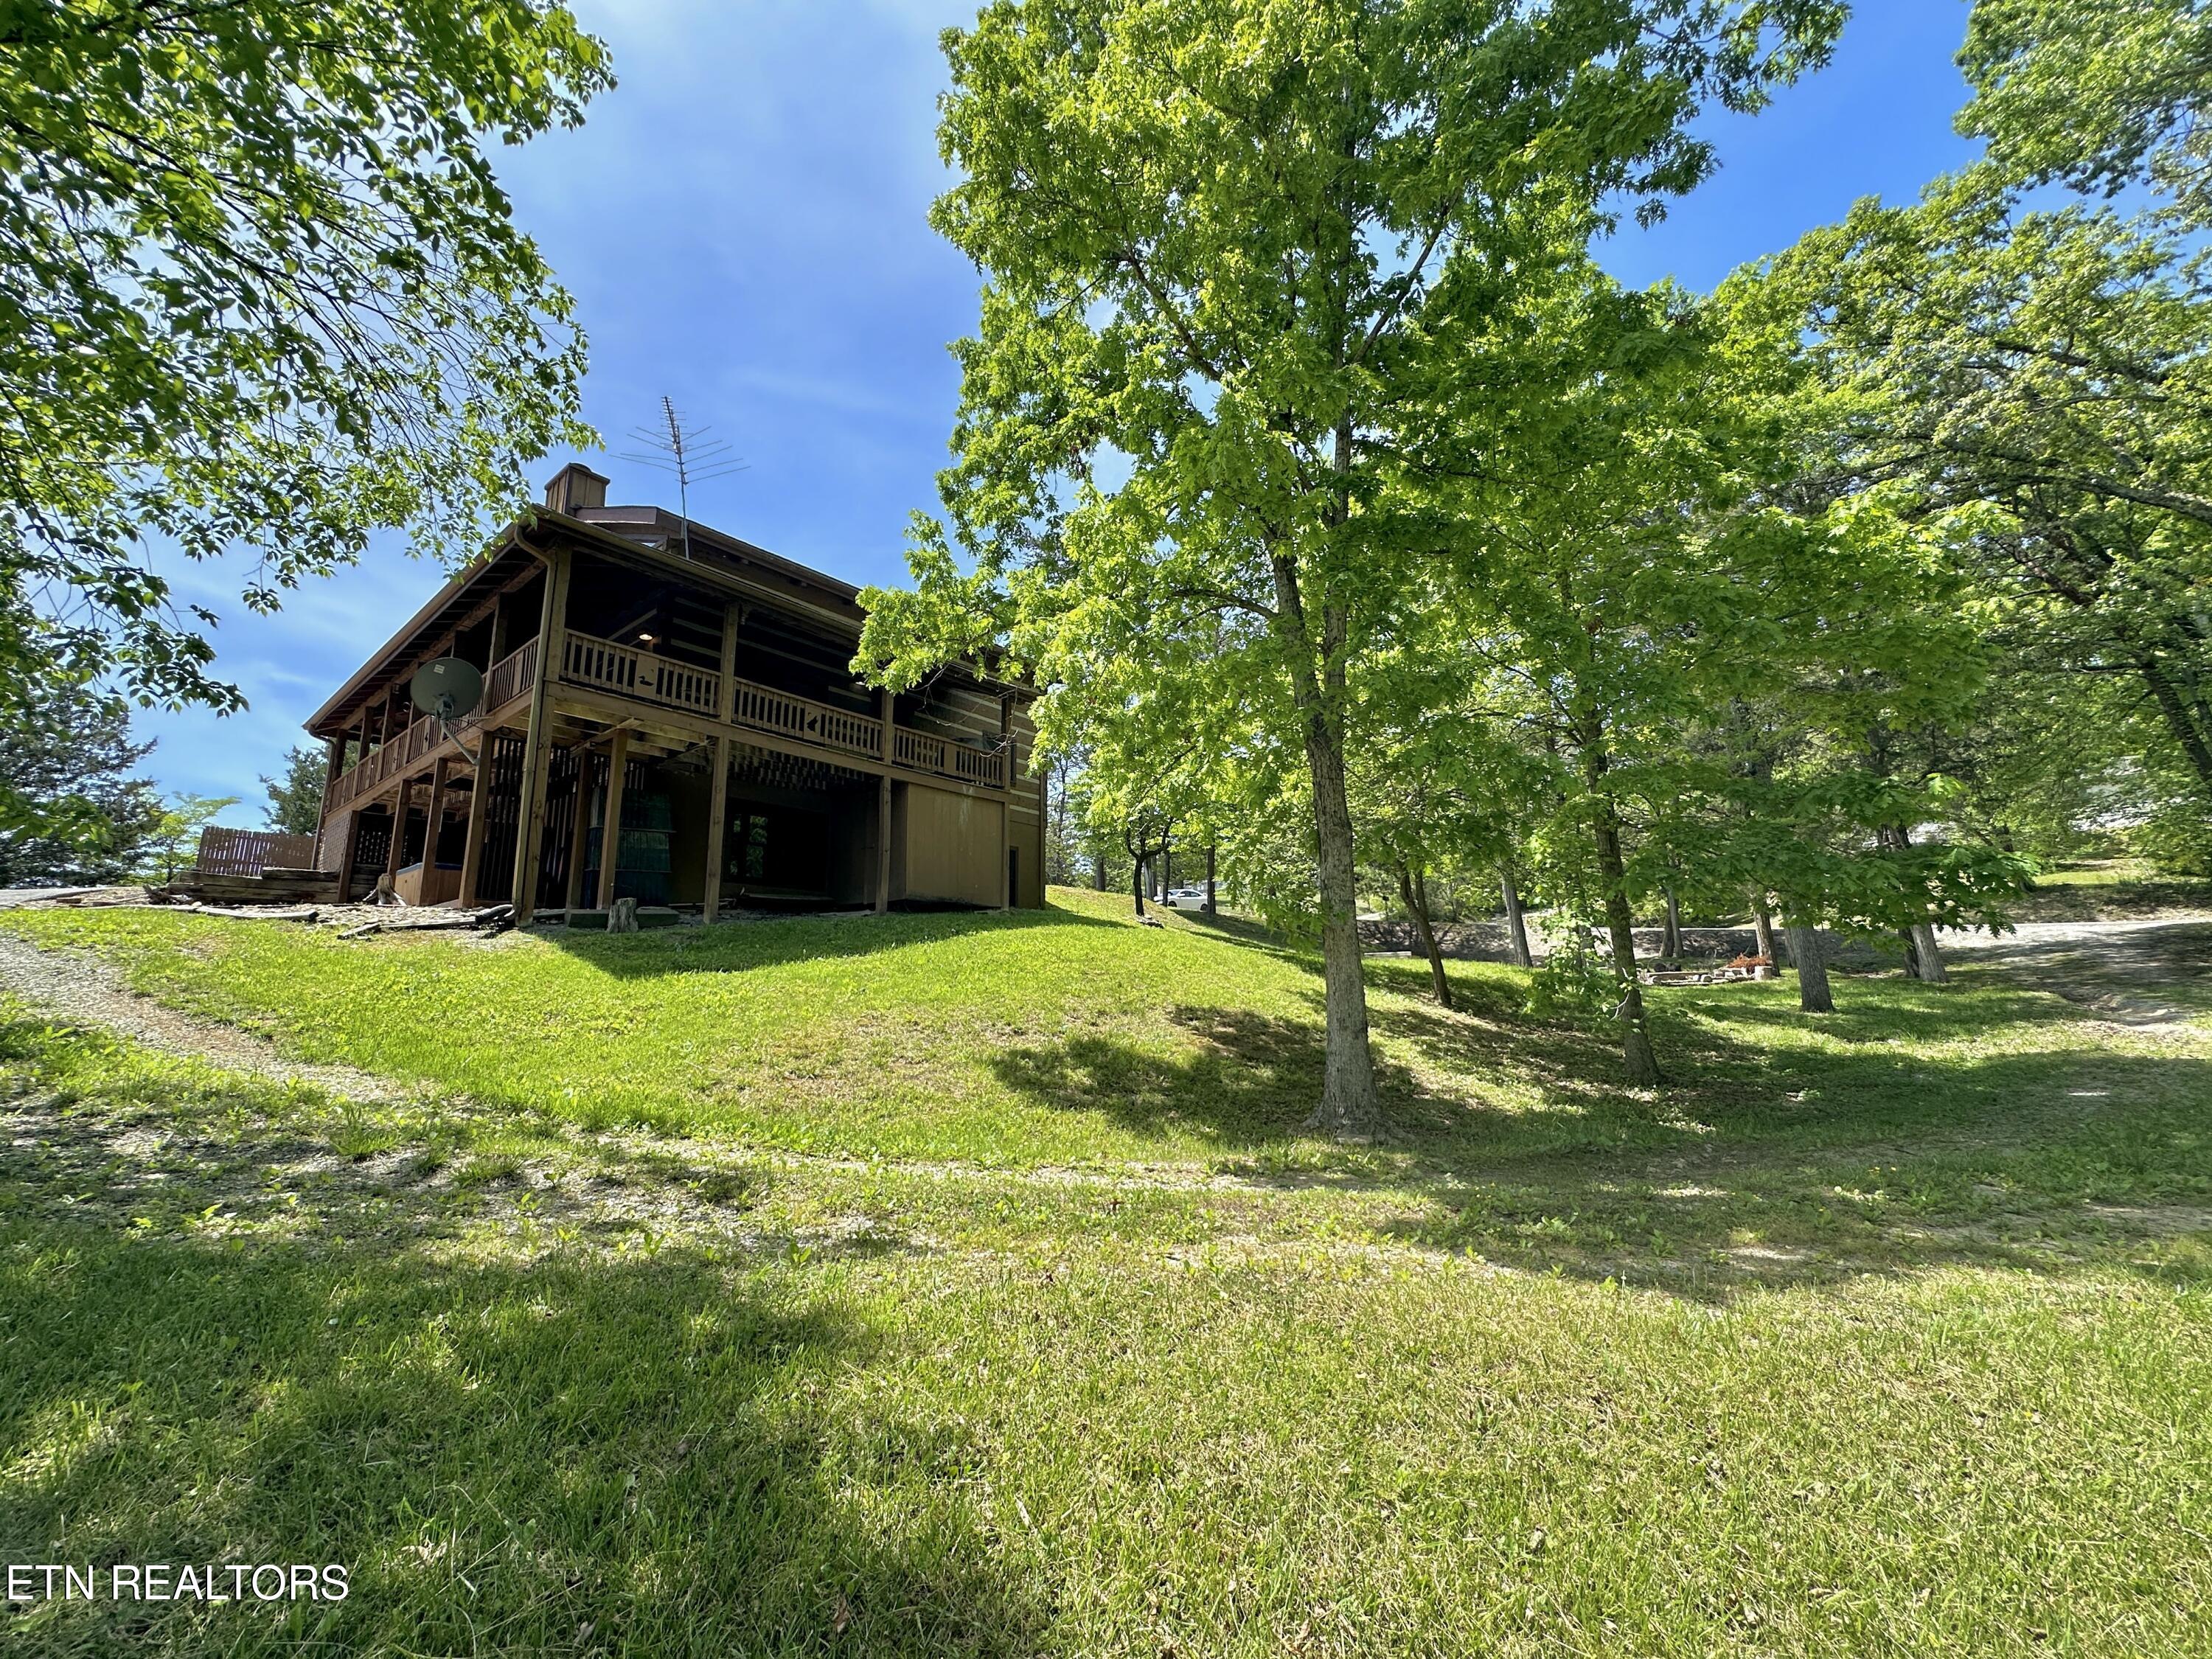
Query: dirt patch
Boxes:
[
  {"xmin": 0, "ymin": 931, "xmax": 427, "ymax": 1101},
  {"xmin": 1943, "ymin": 918, "xmax": 2212, "ymax": 1029}
]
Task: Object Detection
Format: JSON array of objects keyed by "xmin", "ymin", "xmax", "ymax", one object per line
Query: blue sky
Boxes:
[{"xmin": 149, "ymin": 0, "xmax": 1983, "ymax": 821}]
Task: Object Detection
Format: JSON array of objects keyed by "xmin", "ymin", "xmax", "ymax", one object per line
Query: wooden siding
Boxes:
[{"xmin": 896, "ymin": 783, "xmax": 1005, "ymax": 907}]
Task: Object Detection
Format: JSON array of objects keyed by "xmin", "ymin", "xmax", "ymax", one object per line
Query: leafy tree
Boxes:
[
  {"xmin": 0, "ymin": 686, "xmax": 162, "ymax": 886},
  {"xmin": 262, "ymin": 745, "xmax": 327, "ymax": 837},
  {"xmin": 139, "ymin": 794, "xmax": 241, "ymax": 886},
  {"xmin": 859, "ymin": 0, "xmax": 1843, "ymax": 1137},
  {"xmin": 1928, "ymin": 633, "xmax": 2158, "ymax": 865},
  {"xmin": 0, "ymin": 1, "xmax": 610, "ymax": 716},
  {"xmin": 1960, "ymin": 0, "xmax": 2212, "ymax": 223},
  {"xmin": 1739, "ymin": 173, "xmax": 2212, "ymax": 838},
  {"xmin": 1427, "ymin": 268, "xmax": 1823, "ymax": 1078},
  {"xmin": 1348, "ymin": 641, "xmax": 1554, "ymax": 1008}
]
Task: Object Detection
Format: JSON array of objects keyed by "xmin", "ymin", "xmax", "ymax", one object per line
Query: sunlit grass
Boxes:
[
  {"xmin": 2012, "ymin": 860, "xmax": 2212, "ymax": 919},
  {"xmin": 2, "ymin": 893, "xmax": 2210, "ymax": 1653},
  {"xmin": 7, "ymin": 888, "xmax": 2204, "ymax": 1180}
]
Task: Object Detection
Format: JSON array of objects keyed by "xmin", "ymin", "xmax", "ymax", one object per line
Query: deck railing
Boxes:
[
  {"xmin": 324, "ymin": 639, "xmax": 538, "ymax": 812},
  {"xmin": 482, "ymin": 634, "xmax": 538, "ymax": 715},
  {"xmin": 729, "ymin": 676, "xmax": 883, "ymax": 762},
  {"xmin": 894, "ymin": 727, "xmax": 1008, "ymax": 790},
  {"xmin": 560, "ymin": 629, "xmax": 720, "ymax": 717},
  {"xmin": 329, "ymin": 712, "xmax": 428, "ymax": 810},
  {"xmin": 327, "ymin": 628, "xmax": 1012, "ymax": 815}
]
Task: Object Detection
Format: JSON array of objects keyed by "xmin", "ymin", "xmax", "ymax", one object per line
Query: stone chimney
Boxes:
[{"xmin": 542, "ymin": 463, "xmax": 610, "ymax": 515}]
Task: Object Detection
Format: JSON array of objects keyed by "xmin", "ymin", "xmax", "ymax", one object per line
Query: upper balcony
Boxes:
[
  {"xmin": 556, "ymin": 628, "xmax": 1009, "ymax": 788},
  {"xmin": 324, "ymin": 624, "xmax": 1010, "ymax": 816}
]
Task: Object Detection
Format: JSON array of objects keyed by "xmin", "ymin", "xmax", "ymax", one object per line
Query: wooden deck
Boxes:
[{"xmin": 324, "ymin": 627, "xmax": 1012, "ymax": 817}]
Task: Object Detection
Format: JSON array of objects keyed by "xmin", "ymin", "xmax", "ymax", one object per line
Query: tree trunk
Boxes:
[
  {"xmin": 1267, "ymin": 539, "xmax": 1382, "ymax": 1141},
  {"xmin": 1909, "ymin": 922, "xmax": 1947, "ymax": 984},
  {"xmin": 1787, "ymin": 924, "xmax": 1833, "ymax": 1012},
  {"xmin": 2142, "ymin": 653, "xmax": 2212, "ymax": 798},
  {"xmin": 1662, "ymin": 883, "xmax": 1683, "ymax": 960},
  {"xmin": 1882, "ymin": 824, "xmax": 1949, "ymax": 984},
  {"xmin": 1500, "ymin": 865, "xmax": 1534, "ymax": 968},
  {"xmin": 1304, "ymin": 724, "xmax": 1383, "ymax": 1135},
  {"xmin": 1094, "ymin": 852, "xmax": 1107, "ymax": 891},
  {"xmin": 1131, "ymin": 854, "xmax": 1145, "ymax": 917},
  {"xmin": 1750, "ymin": 891, "xmax": 1777, "ymax": 964},
  {"xmin": 1397, "ymin": 862, "xmax": 1452, "ymax": 1009},
  {"xmin": 1590, "ymin": 798, "xmax": 1660, "ymax": 1085},
  {"xmin": 1204, "ymin": 845, "xmax": 1217, "ymax": 914}
]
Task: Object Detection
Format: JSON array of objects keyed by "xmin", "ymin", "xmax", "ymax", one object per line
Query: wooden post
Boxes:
[
  {"xmin": 427, "ymin": 754, "xmax": 451, "ymax": 890},
  {"xmin": 336, "ymin": 807, "xmax": 364, "ymax": 903},
  {"xmin": 876, "ymin": 686, "xmax": 894, "ymax": 914},
  {"xmin": 383, "ymin": 777, "xmax": 412, "ymax": 888},
  {"xmin": 702, "ymin": 736, "xmax": 730, "ymax": 922},
  {"xmin": 595, "ymin": 727, "xmax": 630, "ymax": 911},
  {"xmin": 718, "ymin": 602, "xmax": 741, "ymax": 723},
  {"xmin": 999, "ymin": 693, "xmax": 1014, "ymax": 908},
  {"xmin": 456, "ymin": 748, "xmax": 492, "ymax": 905},
  {"xmin": 509, "ymin": 548, "xmax": 572, "ymax": 922},
  {"xmin": 563, "ymin": 749, "xmax": 595, "ymax": 912},
  {"xmin": 311, "ymin": 736, "xmax": 341, "ymax": 871}
]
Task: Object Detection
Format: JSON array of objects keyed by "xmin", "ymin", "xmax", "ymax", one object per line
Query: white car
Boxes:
[{"xmin": 1164, "ymin": 886, "xmax": 1211, "ymax": 911}]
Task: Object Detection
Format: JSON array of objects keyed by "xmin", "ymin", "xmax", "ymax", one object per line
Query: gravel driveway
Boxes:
[{"xmin": 1942, "ymin": 917, "xmax": 2212, "ymax": 1026}]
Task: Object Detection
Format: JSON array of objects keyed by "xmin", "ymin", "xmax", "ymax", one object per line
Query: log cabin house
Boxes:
[{"xmin": 307, "ymin": 465, "xmax": 1044, "ymax": 921}]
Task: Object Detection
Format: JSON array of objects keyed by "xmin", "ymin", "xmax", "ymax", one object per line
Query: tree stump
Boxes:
[{"xmin": 608, "ymin": 896, "xmax": 639, "ymax": 934}]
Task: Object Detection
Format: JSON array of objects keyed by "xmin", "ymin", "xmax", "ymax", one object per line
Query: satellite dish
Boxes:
[{"xmin": 410, "ymin": 658, "xmax": 483, "ymax": 721}]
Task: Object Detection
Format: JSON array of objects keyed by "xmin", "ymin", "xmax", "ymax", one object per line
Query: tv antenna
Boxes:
[{"xmin": 621, "ymin": 397, "xmax": 747, "ymax": 560}]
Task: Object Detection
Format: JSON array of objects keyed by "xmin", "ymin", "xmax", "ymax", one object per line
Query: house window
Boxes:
[
  {"xmin": 725, "ymin": 810, "xmax": 773, "ymax": 883},
  {"xmin": 742, "ymin": 814, "xmax": 769, "ymax": 881}
]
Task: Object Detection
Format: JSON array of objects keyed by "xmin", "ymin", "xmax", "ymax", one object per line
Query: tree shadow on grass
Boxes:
[
  {"xmin": 985, "ymin": 1001, "xmax": 1612, "ymax": 1152},
  {"xmin": 540, "ymin": 900, "xmax": 1120, "ymax": 981},
  {"xmin": 980, "ymin": 952, "xmax": 2212, "ymax": 1300},
  {"xmin": 1360, "ymin": 957, "xmax": 2212, "ymax": 1295},
  {"xmin": 0, "ymin": 1219, "xmax": 1047, "ymax": 1658},
  {"xmin": 1366, "ymin": 1012, "xmax": 2212, "ymax": 1300},
  {"xmin": 0, "ymin": 1009, "xmax": 1041, "ymax": 1655}
]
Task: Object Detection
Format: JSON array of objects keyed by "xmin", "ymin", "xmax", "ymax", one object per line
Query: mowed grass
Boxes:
[
  {"xmin": 2013, "ymin": 861, "xmax": 2212, "ymax": 921},
  {"xmin": 2, "ymin": 890, "xmax": 2211, "ymax": 1654},
  {"xmin": 8, "ymin": 888, "xmax": 1385, "ymax": 1166},
  {"xmin": 8, "ymin": 886, "xmax": 2209, "ymax": 1178}
]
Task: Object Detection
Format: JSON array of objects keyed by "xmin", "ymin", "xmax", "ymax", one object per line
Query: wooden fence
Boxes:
[{"xmin": 195, "ymin": 826, "xmax": 316, "ymax": 877}]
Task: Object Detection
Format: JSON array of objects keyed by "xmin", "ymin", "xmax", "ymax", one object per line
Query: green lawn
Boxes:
[
  {"xmin": 2013, "ymin": 860, "xmax": 2212, "ymax": 920},
  {"xmin": 2, "ymin": 890, "xmax": 2208, "ymax": 1655}
]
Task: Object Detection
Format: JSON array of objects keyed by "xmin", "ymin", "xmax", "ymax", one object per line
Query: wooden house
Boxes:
[{"xmin": 306, "ymin": 465, "xmax": 1043, "ymax": 920}]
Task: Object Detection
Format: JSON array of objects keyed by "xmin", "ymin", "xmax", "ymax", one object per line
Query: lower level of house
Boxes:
[{"xmin": 315, "ymin": 670, "xmax": 1045, "ymax": 920}]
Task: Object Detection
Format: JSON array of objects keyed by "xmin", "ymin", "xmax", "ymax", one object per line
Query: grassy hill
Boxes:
[
  {"xmin": 11, "ymin": 886, "xmax": 2205, "ymax": 1176},
  {"xmin": 1, "ymin": 890, "xmax": 2208, "ymax": 1654},
  {"xmin": 2011, "ymin": 859, "xmax": 2212, "ymax": 922}
]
